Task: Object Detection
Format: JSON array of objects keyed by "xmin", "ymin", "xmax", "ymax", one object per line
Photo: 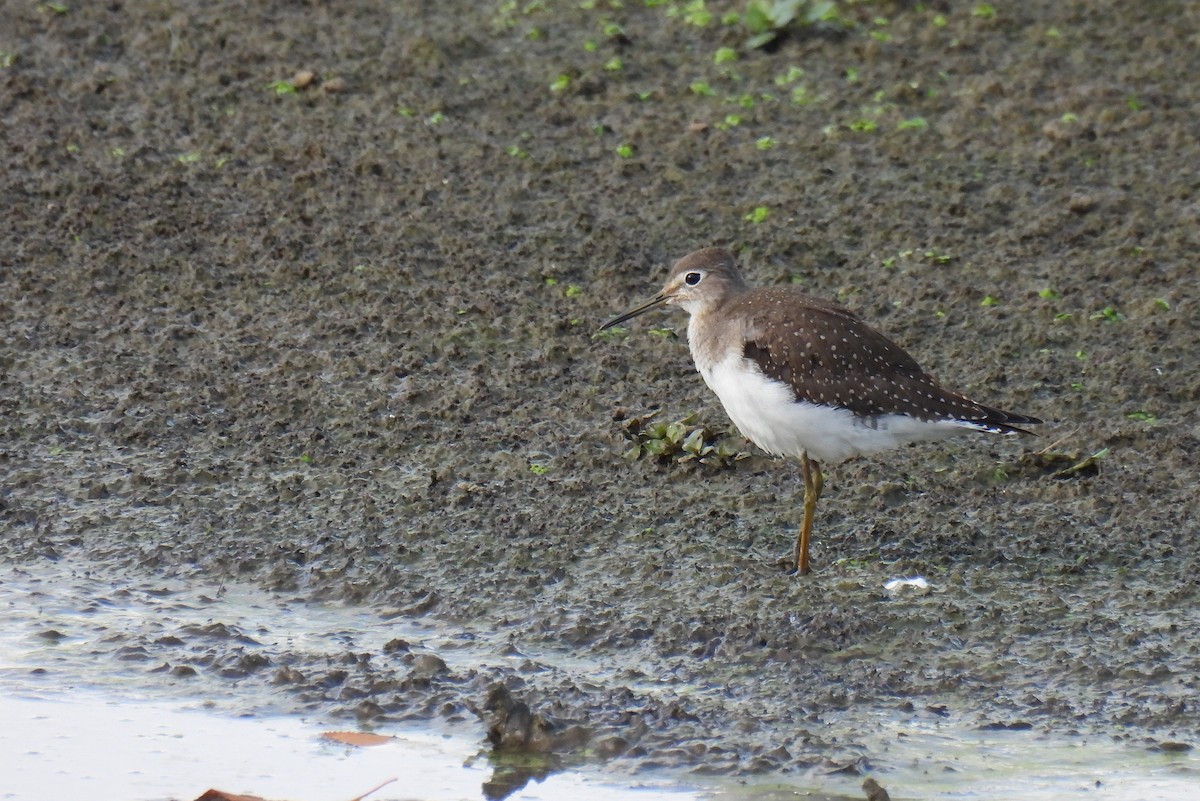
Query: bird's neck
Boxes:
[{"xmin": 686, "ymin": 300, "xmax": 742, "ymax": 373}]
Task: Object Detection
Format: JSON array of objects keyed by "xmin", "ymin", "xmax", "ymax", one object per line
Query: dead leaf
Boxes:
[
  {"xmin": 321, "ymin": 730, "xmax": 395, "ymax": 747},
  {"xmin": 193, "ymin": 776, "xmax": 396, "ymax": 801}
]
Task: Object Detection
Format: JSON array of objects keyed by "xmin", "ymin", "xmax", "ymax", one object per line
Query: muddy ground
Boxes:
[{"xmin": 2, "ymin": 0, "xmax": 1199, "ymax": 790}]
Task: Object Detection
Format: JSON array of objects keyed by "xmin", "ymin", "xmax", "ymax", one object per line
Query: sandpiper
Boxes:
[{"xmin": 599, "ymin": 247, "xmax": 1042, "ymax": 574}]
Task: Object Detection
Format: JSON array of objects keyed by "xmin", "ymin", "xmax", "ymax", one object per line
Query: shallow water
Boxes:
[
  {"xmin": 0, "ymin": 692, "xmax": 709, "ymax": 801},
  {"xmin": 1, "ymin": 561, "xmax": 1196, "ymax": 801}
]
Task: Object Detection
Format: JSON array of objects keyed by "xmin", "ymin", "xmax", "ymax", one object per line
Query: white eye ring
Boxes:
[{"xmin": 684, "ymin": 271, "xmax": 702, "ymax": 286}]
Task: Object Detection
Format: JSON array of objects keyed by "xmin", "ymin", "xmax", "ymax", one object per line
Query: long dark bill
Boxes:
[{"xmin": 598, "ymin": 293, "xmax": 669, "ymax": 331}]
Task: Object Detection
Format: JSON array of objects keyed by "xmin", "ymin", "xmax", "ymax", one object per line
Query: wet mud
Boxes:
[{"xmin": 3, "ymin": 0, "xmax": 1199, "ymax": 788}]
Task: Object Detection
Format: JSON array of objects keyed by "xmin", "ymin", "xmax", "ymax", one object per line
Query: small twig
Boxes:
[
  {"xmin": 347, "ymin": 777, "xmax": 397, "ymax": 801},
  {"xmin": 1033, "ymin": 425, "xmax": 1081, "ymax": 456}
]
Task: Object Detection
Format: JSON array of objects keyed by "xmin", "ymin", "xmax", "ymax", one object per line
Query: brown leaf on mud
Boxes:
[
  {"xmin": 194, "ymin": 777, "xmax": 396, "ymax": 801},
  {"xmin": 321, "ymin": 730, "xmax": 395, "ymax": 747},
  {"xmin": 194, "ymin": 791, "xmax": 271, "ymax": 801}
]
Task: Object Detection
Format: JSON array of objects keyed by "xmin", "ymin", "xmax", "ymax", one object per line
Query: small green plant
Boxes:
[
  {"xmin": 756, "ymin": 136, "xmax": 776, "ymax": 150},
  {"xmin": 790, "ymin": 85, "xmax": 814, "ymax": 105},
  {"xmin": 604, "ymin": 56, "xmax": 623, "ymax": 71},
  {"xmin": 529, "ymin": 463, "xmax": 549, "ymax": 475},
  {"xmin": 774, "ymin": 66, "xmax": 805, "ymax": 86},
  {"xmin": 601, "ymin": 20, "xmax": 625, "ymax": 38},
  {"xmin": 744, "ymin": 206, "xmax": 770, "ymax": 223},
  {"xmin": 980, "ymin": 295, "xmax": 1000, "ymax": 307},
  {"xmin": 1090, "ymin": 306, "xmax": 1124, "ymax": 323},
  {"xmin": 564, "ymin": 284, "xmax": 583, "ymax": 298},
  {"xmin": 683, "ymin": 0, "xmax": 713, "ymax": 26},
  {"xmin": 615, "ymin": 143, "xmax": 634, "ymax": 157},
  {"xmin": 1127, "ymin": 411, "xmax": 1157, "ymax": 424},
  {"xmin": 550, "ymin": 73, "xmax": 572, "ymax": 92},
  {"xmin": 507, "ymin": 144, "xmax": 529, "ymax": 159},
  {"xmin": 267, "ymin": 79, "xmax": 297, "ymax": 95},
  {"xmin": 690, "ymin": 81, "xmax": 716, "ymax": 96},
  {"xmin": 1038, "ymin": 287, "xmax": 1060, "ymax": 300},
  {"xmin": 1055, "ymin": 448, "xmax": 1108, "ymax": 479},
  {"xmin": 897, "ymin": 116, "xmax": 928, "ymax": 130},
  {"xmin": 592, "ymin": 326, "xmax": 626, "ymax": 342},
  {"xmin": 1020, "ymin": 447, "xmax": 1108, "ymax": 480},
  {"xmin": 972, "ymin": 4, "xmax": 997, "ymax": 19},
  {"xmin": 714, "ymin": 46, "xmax": 738, "ymax": 64},
  {"xmin": 743, "ymin": 0, "xmax": 840, "ymax": 49}
]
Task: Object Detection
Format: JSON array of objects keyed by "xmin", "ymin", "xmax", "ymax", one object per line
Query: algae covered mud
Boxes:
[{"xmin": 3, "ymin": 0, "xmax": 1199, "ymax": 798}]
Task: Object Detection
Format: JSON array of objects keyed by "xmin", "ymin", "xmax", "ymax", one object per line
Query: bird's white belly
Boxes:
[{"xmin": 698, "ymin": 356, "xmax": 967, "ymax": 465}]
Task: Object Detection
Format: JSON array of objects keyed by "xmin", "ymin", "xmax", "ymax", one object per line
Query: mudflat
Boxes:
[{"xmin": 3, "ymin": 0, "xmax": 1198, "ymax": 778}]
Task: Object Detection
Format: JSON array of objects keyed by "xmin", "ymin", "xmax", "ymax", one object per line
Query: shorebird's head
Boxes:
[{"xmin": 599, "ymin": 247, "xmax": 747, "ymax": 330}]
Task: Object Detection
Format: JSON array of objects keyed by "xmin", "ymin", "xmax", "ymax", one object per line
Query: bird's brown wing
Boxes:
[{"xmin": 738, "ymin": 290, "xmax": 1039, "ymax": 432}]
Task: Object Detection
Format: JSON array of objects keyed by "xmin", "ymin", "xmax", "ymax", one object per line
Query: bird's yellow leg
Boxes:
[{"xmin": 796, "ymin": 453, "xmax": 824, "ymax": 575}]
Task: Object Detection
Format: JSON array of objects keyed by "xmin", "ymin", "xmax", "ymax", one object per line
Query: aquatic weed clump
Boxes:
[{"xmin": 614, "ymin": 410, "xmax": 751, "ymax": 469}]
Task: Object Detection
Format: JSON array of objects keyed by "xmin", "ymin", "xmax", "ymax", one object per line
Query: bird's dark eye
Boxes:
[{"xmin": 685, "ymin": 271, "xmax": 702, "ymax": 286}]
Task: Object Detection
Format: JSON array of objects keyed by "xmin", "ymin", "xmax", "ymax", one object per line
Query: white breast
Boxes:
[{"xmin": 696, "ymin": 352, "xmax": 972, "ymax": 466}]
